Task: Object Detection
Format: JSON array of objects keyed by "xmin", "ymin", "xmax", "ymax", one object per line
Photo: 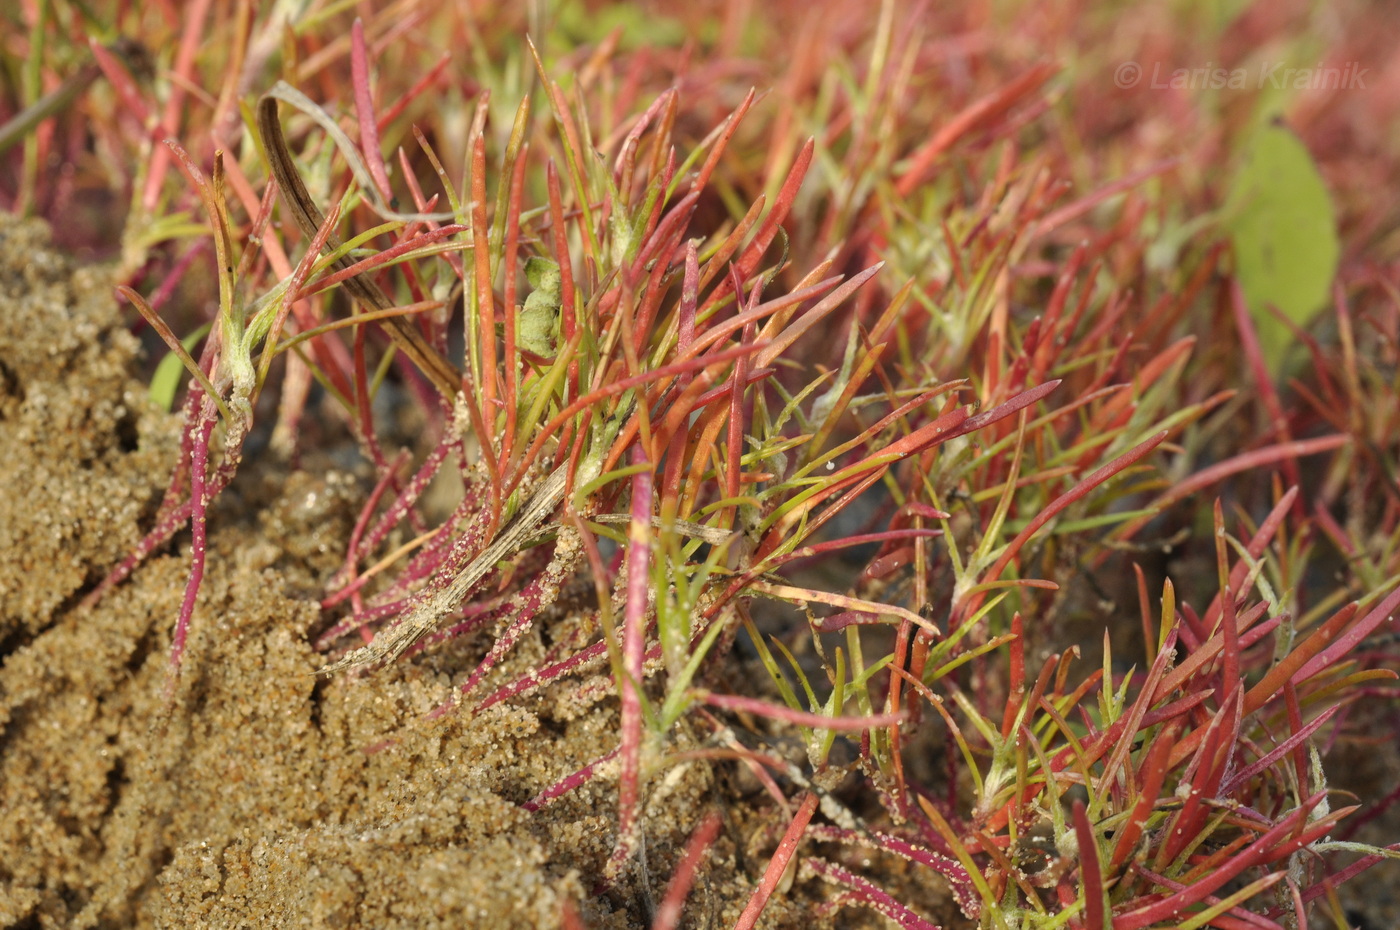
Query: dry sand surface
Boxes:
[{"xmin": 0, "ymin": 213, "xmax": 859, "ymax": 930}]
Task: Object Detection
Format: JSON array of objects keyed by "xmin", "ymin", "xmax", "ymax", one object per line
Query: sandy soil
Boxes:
[{"xmin": 0, "ymin": 214, "xmax": 711, "ymax": 929}]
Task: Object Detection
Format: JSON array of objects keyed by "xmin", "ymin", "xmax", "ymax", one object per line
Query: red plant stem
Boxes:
[
  {"xmin": 650, "ymin": 812, "xmax": 722, "ymax": 930},
  {"xmin": 442, "ymin": 542, "xmax": 574, "ymax": 704},
  {"xmin": 733, "ymin": 791, "xmax": 819, "ymax": 930},
  {"xmin": 403, "ymin": 596, "xmax": 508, "ymax": 654},
  {"xmin": 473, "ymin": 638, "xmax": 610, "ymax": 714},
  {"xmin": 806, "ymin": 825, "xmax": 978, "ymax": 917},
  {"xmin": 317, "ymin": 490, "xmax": 490, "ymax": 648},
  {"xmin": 169, "ymin": 395, "xmax": 217, "ymax": 683},
  {"xmin": 82, "ymin": 334, "xmax": 219, "ymax": 607},
  {"xmin": 804, "ymin": 857, "xmax": 941, "ymax": 930},
  {"xmin": 325, "ymin": 437, "xmax": 457, "ymax": 597},
  {"xmin": 85, "ymin": 497, "xmax": 195, "ymax": 607},
  {"xmin": 605, "ymin": 448, "xmax": 654, "ymax": 883},
  {"xmin": 336, "ymin": 446, "xmax": 408, "ymax": 599},
  {"xmin": 521, "ymin": 748, "xmax": 620, "ymax": 812}
]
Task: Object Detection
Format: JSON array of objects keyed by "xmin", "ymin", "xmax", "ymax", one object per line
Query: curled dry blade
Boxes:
[
  {"xmin": 255, "ymin": 93, "xmax": 462, "ymax": 399},
  {"xmin": 317, "ymin": 467, "xmax": 568, "ymax": 675}
]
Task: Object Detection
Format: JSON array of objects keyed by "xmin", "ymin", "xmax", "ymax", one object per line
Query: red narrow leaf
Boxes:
[
  {"xmin": 1158, "ymin": 688, "xmax": 1243, "ymax": 868},
  {"xmin": 1073, "ymin": 801, "xmax": 1107, "ymax": 930},
  {"xmin": 733, "ymin": 792, "xmax": 819, "ymax": 930},
  {"xmin": 1031, "ymin": 158, "xmax": 1179, "ymax": 239},
  {"xmin": 1000, "ymin": 612, "xmax": 1026, "ymax": 738},
  {"xmin": 88, "ymin": 38, "xmax": 152, "ymax": 127},
  {"xmin": 293, "ymin": 224, "xmax": 469, "ymax": 300},
  {"xmin": 502, "ymin": 144, "xmax": 529, "ymax": 465},
  {"xmin": 468, "ymin": 134, "xmax": 498, "ymax": 411},
  {"xmin": 546, "ymin": 161, "xmax": 578, "ymax": 395},
  {"xmin": 731, "ymin": 136, "xmax": 815, "ymax": 285},
  {"xmin": 897, "ymin": 62, "xmax": 1058, "ymax": 197},
  {"xmin": 350, "ymin": 18, "xmax": 392, "ymax": 201},
  {"xmin": 1228, "ymin": 279, "xmax": 1298, "ymax": 477},
  {"xmin": 690, "ymin": 88, "xmax": 756, "ymax": 196},
  {"xmin": 1117, "ymin": 435, "xmax": 1349, "ymax": 542},
  {"xmin": 977, "ymin": 430, "xmax": 1166, "ymax": 594},
  {"xmin": 946, "ymin": 378, "xmax": 1062, "ymax": 439},
  {"xmin": 753, "ymin": 264, "xmax": 884, "ymax": 368},
  {"xmin": 1202, "ymin": 487, "xmax": 1299, "ymax": 631},
  {"xmin": 1115, "ymin": 794, "xmax": 1327, "ymax": 929},
  {"xmin": 1214, "ymin": 500, "xmax": 1241, "ymax": 700},
  {"xmin": 140, "ymin": 0, "xmax": 212, "ymax": 213},
  {"xmin": 1294, "ymin": 583, "xmax": 1400, "ymax": 681},
  {"xmin": 1109, "ymin": 720, "xmax": 1183, "ymax": 873}
]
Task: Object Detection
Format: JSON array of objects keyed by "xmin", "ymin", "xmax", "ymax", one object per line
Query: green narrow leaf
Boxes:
[
  {"xmin": 148, "ymin": 323, "xmax": 211, "ymax": 411},
  {"xmin": 1225, "ymin": 121, "xmax": 1339, "ymax": 374}
]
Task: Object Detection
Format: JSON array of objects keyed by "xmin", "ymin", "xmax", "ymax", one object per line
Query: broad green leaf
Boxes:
[{"xmin": 1225, "ymin": 122, "xmax": 1339, "ymax": 374}]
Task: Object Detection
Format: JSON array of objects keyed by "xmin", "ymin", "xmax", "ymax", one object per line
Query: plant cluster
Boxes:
[{"xmin": 2, "ymin": 1, "xmax": 1398, "ymax": 927}]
